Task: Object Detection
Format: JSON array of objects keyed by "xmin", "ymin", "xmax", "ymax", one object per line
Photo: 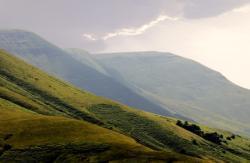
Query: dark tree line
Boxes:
[
  {"xmin": 176, "ymin": 120, "xmax": 226, "ymax": 145},
  {"xmin": 226, "ymin": 134, "xmax": 236, "ymax": 140}
]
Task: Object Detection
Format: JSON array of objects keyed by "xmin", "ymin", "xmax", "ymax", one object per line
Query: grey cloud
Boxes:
[
  {"xmin": 181, "ymin": 0, "xmax": 250, "ymax": 18},
  {"xmin": 0, "ymin": 0, "xmax": 178, "ymax": 34},
  {"xmin": 0, "ymin": 0, "xmax": 249, "ymax": 51}
]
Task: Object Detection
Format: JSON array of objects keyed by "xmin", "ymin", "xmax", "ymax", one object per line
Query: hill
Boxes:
[
  {"xmin": 0, "ymin": 49, "xmax": 201, "ymax": 162},
  {"xmin": 1, "ymin": 49, "xmax": 250, "ymax": 162},
  {"xmin": 0, "ymin": 29, "xmax": 174, "ymax": 118},
  {"xmin": 95, "ymin": 51, "xmax": 250, "ymax": 136},
  {"xmin": 1, "ymin": 29, "xmax": 248, "ymax": 136},
  {"xmin": 1, "ymin": 29, "xmax": 249, "ymax": 136}
]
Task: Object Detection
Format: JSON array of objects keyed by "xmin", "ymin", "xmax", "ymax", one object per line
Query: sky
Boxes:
[{"xmin": 1, "ymin": 0, "xmax": 250, "ymax": 88}]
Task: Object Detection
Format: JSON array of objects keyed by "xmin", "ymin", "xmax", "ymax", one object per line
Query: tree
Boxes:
[{"xmin": 176, "ymin": 120, "xmax": 183, "ymax": 127}]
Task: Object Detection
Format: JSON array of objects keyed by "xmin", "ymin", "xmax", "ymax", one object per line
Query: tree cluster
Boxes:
[
  {"xmin": 176, "ymin": 120, "xmax": 225, "ymax": 145},
  {"xmin": 226, "ymin": 134, "xmax": 236, "ymax": 141}
]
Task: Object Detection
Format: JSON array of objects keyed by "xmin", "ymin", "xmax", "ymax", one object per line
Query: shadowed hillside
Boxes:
[{"xmin": 0, "ymin": 30, "xmax": 174, "ymax": 118}]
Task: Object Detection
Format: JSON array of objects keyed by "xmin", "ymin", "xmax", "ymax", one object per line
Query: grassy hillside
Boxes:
[
  {"xmin": 95, "ymin": 51, "xmax": 250, "ymax": 136},
  {"xmin": 0, "ymin": 50, "xmax": 250, "ymax": 162},
  {"xmin": 0, "ymin": 30, "xmax": 173, "ymax": 118},
  {"xmin": 2, "ymin": 98, "xmax": 195, "ymax": 162},
  {"xmin": 1, "ymin": 30, "xmax": 250, "ymax": 137},
  {"xmin": 0, "ymin": 49, "xmax": 204, "ymax": 162}
]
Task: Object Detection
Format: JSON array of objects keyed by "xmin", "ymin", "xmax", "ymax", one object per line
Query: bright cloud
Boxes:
[
  {"xmin": 82, "ymin": 34, "xmax": 97, "ymax": 41},
  {"xmin": 233, "ymin": 4, "xmax": 250, "ymax": 13},
  {"xmin": 82, "ymin": 15, "xmax": 179, "ymax": 41},
  {"xmin": 103, "ymin": 7, "xmax": 250, "ymax": 89},
  {"xmin": 102, "ymin": 15, "xmax": 179, "ymax": 40}
]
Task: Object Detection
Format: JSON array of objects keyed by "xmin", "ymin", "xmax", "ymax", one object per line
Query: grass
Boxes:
[
  {"xmin": 0, "ymin": 98, "xmax": 204, "ymax": 162},
  {"xmin": 86, "ymin": 103, "xmax": 250, "ymax": 162},
  {"xmin": 87, "ymin": 104, "xmax": 199, "ymax": 152},
  {"xmin": 0, "ymin": 99, "xmax": 143, "ymax": 148},
  {"xmin": 0, "ymin": 49, "xmax": 250, "ymax": 162}
]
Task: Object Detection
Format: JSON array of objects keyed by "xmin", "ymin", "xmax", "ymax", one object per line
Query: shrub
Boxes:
[
  {"xmin": 226, "ymin": 134, "xmax": 236, "ymax": 141},
  {"xmin": 176, "ymin": 121, "xmax": 203, "ymax": 136},
  {"xmin": 176, "ymin": 120, "xmax": 224, "ymax": 145},
  {"xmin": 3, "ymin": 144, "xmax": 12, "ymax": 151},
  {"xmin": 192, "ymin": 140, "xmax": 198, "ymax": 145},
  {"xmin": 176, "ymin": 120, "xmax": 183, "ymax": 127},
  {"xmin": 203, "ymin": 132, "xmax": 223, "ymax": 145}
]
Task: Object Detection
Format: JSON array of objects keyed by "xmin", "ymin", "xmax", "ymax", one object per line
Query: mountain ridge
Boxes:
[
  {"xmin": 93, "ymin": 51, "xmax": 250, "ymax": 136},
  {"xmin": 0, "ymin": 30, "xmax": 176, "ymax": 118},
  {"xmin": 1, "ymin": 38, "xmax": 250, "ymax": 162},
  {"xmin": 1, "ymin": 29, "xmax": 250, "ymax": 136}
]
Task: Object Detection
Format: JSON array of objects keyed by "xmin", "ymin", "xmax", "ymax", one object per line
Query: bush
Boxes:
[
  {"xmin": 203, "ymin": 132, "xmax": 223, "ymax": 145},
  {"xmin": 176, "ymin": 121, "xmax": 203, "ymax": 136},
  {"xmin": 176, "ymin": 120, "xmax": 183, "ymax": 127},
  {"xmin": 226, "ymin": 134, "xmax": 236, "ymax": 141},
  {"xmin": 176, "ymin": 120, "xmax": 224, "ymax": 145},
  {"xmin": 192, "ymin": 140, "xmax": 198, "ymax": 145},
  {"xmin": 3, "ymin": 144, "xmax": 12, "ymax": 151}
]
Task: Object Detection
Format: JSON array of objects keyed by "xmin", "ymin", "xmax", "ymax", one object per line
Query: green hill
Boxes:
[
  {"xmin": 0, "ymin": 49, "xmax": 198, "ymax": 162},
  {"xmin": 1, "ymin": 30, "xmax": 250, "ymax": 137},
  {"xmin": 1, "ymin": 50, "xmax": 250, "ymax": 162},
  {"xmin": 0, "ymin": 30, "xmax": 174, "ymax": 118},
  {"xmin": 94, "ymin": 51, "xmax": 250, "ymax": 136}
]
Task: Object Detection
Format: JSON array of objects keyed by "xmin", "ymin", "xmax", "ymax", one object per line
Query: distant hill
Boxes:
[
  {"xmin": 0, "ymin": 30, "xmax": 174, "ymax": 117},
  {"xmin": 95, "ymin": 52, "xmax": 250, "ymax": 136},
  {"xmin": 1, "ymin": 30, "xmax": 249, "ymax": 136},
  {"xmin": 1, "ymin": 48, "xmax": 250, "ymax": 162}
]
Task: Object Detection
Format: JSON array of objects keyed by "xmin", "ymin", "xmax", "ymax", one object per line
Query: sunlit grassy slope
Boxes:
[
  {"xmin": 0, "ymin": 49, "xmax": 250, "ymax": 162},
  {"xmin": 0, "ymin": 99, "xmax": 171, "ymax": 162}
]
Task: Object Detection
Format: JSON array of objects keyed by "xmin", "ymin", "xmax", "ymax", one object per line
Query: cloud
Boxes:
[
  {"xmin": 0, "ymin": 0, "xmax": 249, "ymax": 49},
  {"xmin": 103, "ymin": 7, "xmax": 250, "ymax": 88},
  {"xmin": 80, "ymin": 0, "xmax": 250, "ymax": 42},
  {"xmin": 82, "ymin": 14, "xmax": 179, "ymax": 41},
  {"xmin": 233, "ymin": 4, "xmax": 250, "ymax": 13},
  {"xmin": 82, "ymin": 34, "xmax": 97, "ymax": 41},
  {"xmin": 102, "ymin": 15, "xmax": 179, "ymax": 40},
  {"xmin": 181, "ymin": 0, "xmax": 250, "ymax": 18}
]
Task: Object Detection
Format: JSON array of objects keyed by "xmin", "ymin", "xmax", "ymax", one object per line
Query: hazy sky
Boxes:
[{"xmin": 1, "ymin": 0, "xmax": 250, "ymax": 88}]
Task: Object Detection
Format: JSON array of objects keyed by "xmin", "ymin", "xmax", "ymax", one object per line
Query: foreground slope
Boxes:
[
  {"xmin": 0, "ymin": 99, "xmax": 155, "ymax": 162},
  {"xmin": 2, "ymin": 99, "xmax": 201, "ymax": 163},
  {"xmin": 95, "ymin": 51, "xmax": 250, "ymax": 136},
  {"xmin": 0, "ymin": 50, "xmax": 204, "ymax": 162},
  {"xmin": 0, "ymin": 30, "xmax": 173, "ymax": 117},
  {"xmin": 1, "ymin": 50, "xmax": 250, "ymax": 162}
]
